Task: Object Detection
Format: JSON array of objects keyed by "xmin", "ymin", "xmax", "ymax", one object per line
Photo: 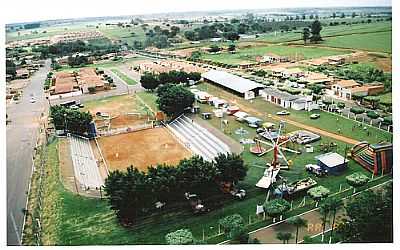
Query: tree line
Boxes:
[
  {"xmin": 50, "ymin": 105, "xmax": 93, "ymax": 136},
  {"xmin": 140, "ymin": 70, "xmax": 201, "ymax": 90},
  {"xmin": 104, "ymin": 153, "xmax": 247, "ymax": 225}
]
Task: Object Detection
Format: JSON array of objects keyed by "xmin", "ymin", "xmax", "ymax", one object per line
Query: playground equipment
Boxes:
[
  {"xmin": 255, "ymin": 123, "xmax": 299, "ymax": 193},
  {"xmin": 351, "ymin": 141, "xmax": 393, "ymax": 175},
  {"xmin": 274, "ymin": 177, "xmax": 317, "ymax": 199}
]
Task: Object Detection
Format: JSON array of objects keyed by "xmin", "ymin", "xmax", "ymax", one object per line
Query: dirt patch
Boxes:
[
  {"xmin": 83, "ymin": 94, "xmax": 153, "ymax": 129},
  {"xmin": 97, "ymin": 127, "xmax": 192, "ymax": 172},
  {"xmin": 347, "ymin": 52, "xmax": 392, "ymax": 72},
  {"xmin": 58, "ymin": 138, "xmax": 78, "ymax": 193}
]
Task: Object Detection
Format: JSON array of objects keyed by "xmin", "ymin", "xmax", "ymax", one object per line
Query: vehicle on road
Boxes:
[
  {"xmin": 30, "ymin": 97, "xmax": 36, "ymax": 103},
  {"xmin": 276, "ymin": 110, "xmax": 290, "ymax": 116}
]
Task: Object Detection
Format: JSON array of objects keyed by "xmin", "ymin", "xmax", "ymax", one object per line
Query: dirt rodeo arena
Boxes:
[{"xmin": 96, "ymin": 127, "xmax": 192, "ymax": 172}]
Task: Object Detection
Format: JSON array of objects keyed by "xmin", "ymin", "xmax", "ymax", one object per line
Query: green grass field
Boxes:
[
  {"xmin": 257, "ymin": 21, "xmax": 391, "ymax": 43},
  {"xmin": 320, "ymin": 31, "xmax": 392, "ymax": 53},
  {"xmin": 110, "ymin": 68, "xmax": 138, "ymax": 85},
  {"xmin": 99, "ymin": 26, "xmax": 146, "ymax": 46},
  {"xmin": 201, "ymin": 45, "xmax": 350, "ymax": 65}
]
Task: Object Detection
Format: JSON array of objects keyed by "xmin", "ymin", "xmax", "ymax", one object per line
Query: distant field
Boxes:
[
  {"xmin": 201, "ymin": 44, "xmax": 350, "ymax": 65},
  {"xmin": 320, "ymin": 30, "xmax": 392, "ymax": 53},
  {"xmin": 258, "ymin": 21, "xmax": 392, "ymax": 43},
  {"xmin": 99, "ymin": 26, "xmax": 146, "ymax": 46}
]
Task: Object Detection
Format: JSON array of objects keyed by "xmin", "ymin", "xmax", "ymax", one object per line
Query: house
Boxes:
[
  {"xmin": 282, "ymin": 68, "xmax": 305, "ymax": 79},
  {"xmin": 300, "ymin": 72, "xmax": 334, "ymax": 85},
  {"xmin": 260, "ymin": 87, "xmax": 299, "ymax": 109},
  {"xmin": 315, "ymin": 152, "xmax": 348, "ymax": 175},
  {"xmin": 331, "ymin": 79, "xmax": 361, "ymax": 100},
  {"xmin": 201, "ymin": 70, "xmax": 265, "ymax": 100},
  {"xmin": 271, "ymin": 68, "xmax": 285, "ymax": 78},
  {"xmin": 350, "ymin": 84, "xmax": 385, "ymax": 97},
  {"xmin": 15, "ymin": 68, "xmax": 30, "ymax": 79},
  {"xmin": 292, "ymin": 97, "xmax": 313, "ymax": 111},
  {"xmin": 328, "ymin": 56, "xmax": 345, "ymax": 66}
]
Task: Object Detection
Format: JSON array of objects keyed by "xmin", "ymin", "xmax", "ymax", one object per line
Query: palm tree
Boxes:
[
  {"xmin": 319, "ymin": 201, "xmax": 330, "ymax": 243},
  {"xmin": 287, "ymin": 216, "xmax": 308, "ymax": 243},
  {"xmin": 276, "ymin": 232, "xmax": 293, "ymax": 244},
  {"xmin": 326, "ymin": 197, "xmax": 343, "ymax": 243}
]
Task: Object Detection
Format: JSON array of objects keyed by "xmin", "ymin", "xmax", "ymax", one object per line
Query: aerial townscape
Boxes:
[{"xmin": 4, "ymin": 0, "xmax": 394, "ymax": 246}]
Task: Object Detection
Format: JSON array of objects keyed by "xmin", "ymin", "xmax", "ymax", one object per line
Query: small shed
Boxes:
[{"xmin": 315, "ymin": 152, "xmax": 348, "ymax": 175}]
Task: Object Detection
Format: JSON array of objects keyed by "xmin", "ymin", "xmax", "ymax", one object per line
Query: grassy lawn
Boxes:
[
  {"xmin": 201, "ymin": 45, "xmax": 350, "ymax": 65},
  {"xmin": 320, "ymin": 30, "xmax": 392, "ymax": 53},
  {"xmin": 136, "ymin": 91, "xmax": 159, "ymax": 113},
  {"xmin": 196, "ymin": 82, "xmax": 392, "ymax": 144},
  {"xmin": 110, "ymin": 68, "xmax": 138, "ymax": 85},
  {"xmin": 56, "ymin": 57, "xmax": 145, "ymax": 72}
]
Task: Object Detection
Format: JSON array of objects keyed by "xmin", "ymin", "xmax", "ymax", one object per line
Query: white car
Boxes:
[
  {"xmin": 30, "ymin": 98, "xmax": 36, "ymax": 103},
  {"xmin": 276, "ymin": 110, "xmax": 290, "ymax": 116}
]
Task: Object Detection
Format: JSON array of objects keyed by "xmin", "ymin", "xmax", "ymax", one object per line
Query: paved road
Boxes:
[{"xmin": 6, "ymin": 60, "xmax": 51, "ymax": 245}]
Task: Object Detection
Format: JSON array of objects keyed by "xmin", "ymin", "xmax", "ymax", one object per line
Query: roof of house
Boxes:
[
  {"xmin": 262, "ymin": 87, "xmax": 299, "ymax": 101},
  {"xmin": 315, "ymin": 152, "xmax": 349, "ymax": 168},
  {"xmin": 334, "ymin": 79, "xmax": 360, "ymax": 88},
  {"xmin": 350, "ymin": 84, "xmax": 384, "ymax": 94},
  {"xmin": 202, "ymin": 70, "xmax": 265, "ymax": 94},
  {"xmin": 54, "ymin": 83, "xmax": 74, "ymax": 94}
]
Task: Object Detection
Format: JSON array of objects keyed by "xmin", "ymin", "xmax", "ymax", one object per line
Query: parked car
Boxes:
[
  {"xmin": 305, "ymin": 164, "xmax": 327, "ymax": 177},
  {"xmin": 276, "ymin": 110, "xmax": 290, "ymax": 116},
  {"xmin": 310, "ymin": 114, "xmax": 320, "ymax": 119},
  {"xmin": 30, "ymin": 97, "xmax": 36, "ymax": 103}
]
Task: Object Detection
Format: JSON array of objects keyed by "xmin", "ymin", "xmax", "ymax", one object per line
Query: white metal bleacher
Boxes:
[
  {"xmin": 167, "ymin": 115, "xmax": 230, "ymax": 162},
  {"xmin": 69, "ymin": 135, "xmax": 103, "ymax": 189}
]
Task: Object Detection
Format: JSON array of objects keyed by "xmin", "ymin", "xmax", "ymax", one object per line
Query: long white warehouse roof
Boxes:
[{"xmin": 202, "ymin": 70, "xmax": 265, "ymax": 94}]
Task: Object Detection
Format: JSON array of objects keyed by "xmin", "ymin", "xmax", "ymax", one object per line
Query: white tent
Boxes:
[
  {"xmin": 233, "ymin": 111, "xmax": 249, "ymax": 121},
  {"xmin": 255, "ymin": 167, "xmax": 280, "ymax": 189}
]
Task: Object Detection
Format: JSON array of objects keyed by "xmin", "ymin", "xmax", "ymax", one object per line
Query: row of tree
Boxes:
[
  {"xmin": 140, "ymin": 70, "xmax": 201, "ymax": 90},
  {"xmin": 104, "ymin": 153, "xmax": 247, "ymax": 224}
]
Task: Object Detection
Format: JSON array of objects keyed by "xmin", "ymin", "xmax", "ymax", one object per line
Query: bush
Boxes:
[
  {"xmin": 337, "ymin": 102, "xmax": 346, "ymax": 108},
  {"xmin": 350, "ymin": 107, "xmax": 365, "ymax": 115},
  {"xmin": 165, "ymin": 229, "xmax": 195, "ymax": 245},
  {"xmin": 88, "ymin": 86, "xmax": 96, "ymax": 94},
  {"xmin": 219, "ymin": 214, "xmax": 245, "ymax": 239},
  {"xmin": 366, "ymin": 111, "xmax": 380, "ymax": 119},
  {"xmin": 382, "ymin": 116, "xmax": 392, "ymax": 125},
  {"xmin": 307, "ymin": 186, "xmax": 330, "ymax": 201}
]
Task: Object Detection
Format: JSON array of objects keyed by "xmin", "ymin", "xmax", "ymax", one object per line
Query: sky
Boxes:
[{"xmin": 2, "ymin": 0, "xmax": 392, "ymax": 23}]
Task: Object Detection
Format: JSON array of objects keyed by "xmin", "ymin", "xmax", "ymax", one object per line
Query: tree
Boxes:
[
  {"xmin": 6, "ymin": 59, "xmax": 16, "ymax": 76},
  {"xmin": 49, "ymin": 105, "xmax": 93, "ymax": 136},
  {"xmin": 140, "ymin": 72, "xmax": 159, "ymax": 90},
  {"xmin": 307, "ymin": 185, "xmax": 330, "ymax": 206},
  {"xmin": 219, "ymin": 214, "xmax": 245, "ymax": 239},
  {"xmin": 104, "ymin": 166, "xmax": 153, "ymax": 224},
  {"xmin": 319, "ymin": 199, "xmax": 330, "ymax": 242},
  {"xmin": 165, "ymin": 229, "xmax": 195, "ymax": 244},
  {"xmin": 336, "ymin": 183, "xmax": 392, "ymax": 242},
  {"xmin": 156, "ymin": 84, "xmax": 195, "ymax": 117},
  {"xmin": 350, "ymin": 107, "xmax": 365, "ymax": 115},
  {"xmin": 264, "ymin": 198, "xmax": 291, "ymax": 222},
  {"xmin": 227, "ymin": 43, "xmax": 236, "ymax": 52},
  {"xmin": 214, "ymin": 153, "xmax": 247, "ymax": 185},
  {"xmin": 366, "ymin": 111, "xmax": 379, "ymax": 119},
  {"xmin": 276, "ymin": 232, "xmax": 293, "ymax": 244},
  {"xmin": 147, "ymin": 164, "xmax": 180, "ymax": 203},
  {"xmin": 302, "ymin": 28, "xmax": 310, "ymax": 45},
  {"xmin": 208, "ymin": 45, "xmax": 221, "ymax": 53},
  {"xmin": 310, "ymin": 20, "xmax": 323, "ymax": 43},
  {"xmin": 325, "ymin": 197, "xmax": 343, "ymax": 243},
  {"xmin": 363, "ymin": 96, "xmax": 380, "ymax": 109},
  {"xmin": 87, "ymin": 86, "xmax": 96, "ymax": 94},
  {"xmin": 287, "ymin": 216, "xmax": 308, "ymax": 243},
  {"xmin": 346, "ymin": 172, "xmax": 369, "ymax": 193},
  {"xmin": 176, "ymin": 155, "xmax": 219, "ymax": 195},
  {"xmin": 223, "ymin": 31, "xmax": 240, "ymax": 41}
]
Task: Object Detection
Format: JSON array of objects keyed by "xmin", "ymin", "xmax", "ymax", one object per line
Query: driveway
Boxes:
[{"xmin": 6, "ymin": 60, "xmax": 51, "ymax": 245}]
